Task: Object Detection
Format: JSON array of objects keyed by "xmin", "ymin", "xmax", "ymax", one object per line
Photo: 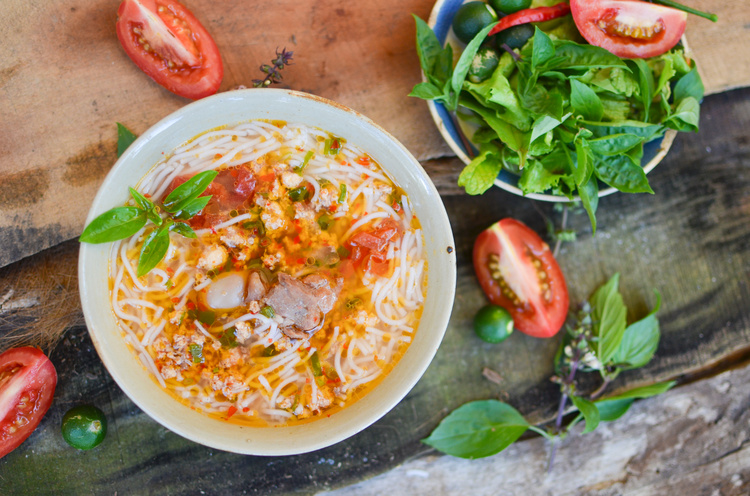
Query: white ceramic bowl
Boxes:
[
  {"xmin": 426, "ymin": 0, "xmax": 677, "ymax": 202},
  {"xmin": 78, "ymin": 89, "xmax": 456, "ymax": 455}
]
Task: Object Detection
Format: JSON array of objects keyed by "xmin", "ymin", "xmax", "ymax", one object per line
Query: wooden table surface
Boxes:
[{"xmin": 1, "ymin": 1, "xmax": 749, "ymax": 494}]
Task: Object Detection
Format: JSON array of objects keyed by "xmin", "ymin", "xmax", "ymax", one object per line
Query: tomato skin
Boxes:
[
  {"xmin": 473, "ymin": 219, "xmax": 568, "ymax": 338},
  {"xmin": 0, "ymin": 347, "xmax": 57, "ymax": 458},
  {"xmin": 116, "ymin": 0, "xmax": 223, "ymax": 100},
  {"xmin": 570, "ymin": 0, "xmax": 687, "ymax": 59}
]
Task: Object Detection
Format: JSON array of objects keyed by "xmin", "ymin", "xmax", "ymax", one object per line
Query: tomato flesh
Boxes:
[
  {"xmin": 116, "ymin": 0, "xmax": 223, "ymax": 100},
  {"xmin": 0, "ymin": 347, "xmax": 57, "ymax": 458},
  {"xmin": 473, "ymin": 219, "xmax": 568, "ymax": 338},
  {"xmin": 346, "ymin": 218, "xmax": 402, "ymax": 276},
  {"xmin": 570, "ymin": 0, "xmax": 687, "ymax": 59}
]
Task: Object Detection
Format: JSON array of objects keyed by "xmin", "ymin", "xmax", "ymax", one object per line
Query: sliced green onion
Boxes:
[
  {"xmin": 338, "ymin": 184, "xmax": 347, "ymax": 204},
  {"xmin": 317, "ymin": 214, "xmax": 332, "ymax": 230},
  {"xmin": 310, "ymin": 351, "xmax": 323, "ymax": 376},
  {"xmin": 294, "ymin": 151, "xmax": 314, "ymax": 175},
  {"xmin": 189, "ymin": 343, "xmax": 204, "ymax": 364},
  {"xmin": 260, "ymin": 305, "xmax": 275, "ymax": 318}
]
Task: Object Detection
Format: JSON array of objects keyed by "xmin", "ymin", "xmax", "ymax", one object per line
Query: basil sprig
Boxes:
[
  {"xmin": 80, "ymin": 170, "xmax": 218, "ymax": 277},
  {"xmin": 424, "ymin": 274, "xmax": 672, "ymax": 464},
  {"xmin": 411, "ymin": 18, "xmax": 706, "ymax": 230}
]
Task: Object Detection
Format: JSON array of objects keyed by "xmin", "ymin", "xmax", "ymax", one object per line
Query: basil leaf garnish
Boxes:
[
  {"xmin": 170, "ymin": 222, "xmax": 197, "ymax": 239},
  {"xmin": 590, "ymin": 273, "xmax": 627, "ymax": 365},
  {"xmin": 136, "ymin": 228, "xmax": 170, "ymax": 277},
  {"xmin": 162, "ymin": 170, "xmax": 218, "ymax": 214},
  {"xmin": 80, "ymin": 207, "xmax": 147, "ymax": 244},
  {"xmin": 116, "ymin": 123, "xmax": 137, "ymax": 158},
  {"xmin": 422, "ymin": 400, "xmax": 529, "ymax": 459},
  {"xmin": 174, "ymin": 195, "xmax": 212, "ymax": 220},
  {"xmin": 570, "ymin": 396, "xmax": 600, "ymax": 434}
]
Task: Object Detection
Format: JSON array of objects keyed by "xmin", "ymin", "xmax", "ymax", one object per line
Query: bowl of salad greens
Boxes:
[{"xmin": 411, "ymin": 0, "xmax": 708, "ymax": 227}]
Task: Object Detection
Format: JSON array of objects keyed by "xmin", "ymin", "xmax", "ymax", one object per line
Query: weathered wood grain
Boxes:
[
  {"xmin": 321, "ymin": 361, "xmax": 750, "ymax": 496},
  {"xmin": 0, "ymin": 86, "xmax": 748, "ymax": 494},
  {"xmin": 0, "ymin": 0, "xmax": 748, "ymax": 267}
]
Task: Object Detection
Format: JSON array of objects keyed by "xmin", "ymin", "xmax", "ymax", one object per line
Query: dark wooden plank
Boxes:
[
  {"xmin": 1, "ymin": 87, "xmax": 749, "ymax": 494},
  {"xmin": 1, "ymin": 0, "xmax": 749, "ymax": 268}
]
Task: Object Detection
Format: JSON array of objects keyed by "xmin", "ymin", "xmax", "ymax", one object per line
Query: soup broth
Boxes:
[{"xmin": 109, "ymin": 120, "xmax": 426, "ymax": 425}]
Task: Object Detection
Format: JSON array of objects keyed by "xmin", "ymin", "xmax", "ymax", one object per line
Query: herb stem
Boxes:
[
  {"xmin": 548, "ymin": 346, "xmax": 581, "ymax": 472},
  {"xmin": 649, "ymin": 0, "xmax": 718, "ymax": 22},
  {"xmin": 590, "ymin": 377, "xmax": 612, "ymax": 400},
  {"xmin": 527, "ymin": 425, "xmax": 553, "ymax": 440},
  {"xmin": 552, "ymin": 205, "xmax": 568, "ymax": 258}
]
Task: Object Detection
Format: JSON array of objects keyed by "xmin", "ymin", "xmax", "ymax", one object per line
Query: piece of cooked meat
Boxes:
[
  {"xmin": 246, "ymin": 271, "xmax": 267, "ymax": 302},
  {"xmin": 262, "ymin": 273, "xmax": 340, "ymax": 335}
]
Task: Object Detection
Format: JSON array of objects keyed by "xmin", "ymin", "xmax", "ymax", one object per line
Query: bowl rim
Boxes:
[
  {"xmin": 78, "ymin": 88, "xmax": 457, "ymax": 455},
  {"xmin": 425, "ymin": 0, "xmax": 678, "ymax": 202}
]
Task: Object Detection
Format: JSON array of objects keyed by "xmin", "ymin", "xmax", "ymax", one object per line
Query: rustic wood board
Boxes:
[
  {"xmin": 322, "ymin": 361, "xmax": 750, "ymax": 496},
  {"xmin": 0, "ymin": 85, "xmax": 749, "ymax": 494},
  {"xmin": 0, "ymin": 0, "xmax": 747, "ymax": 268}
]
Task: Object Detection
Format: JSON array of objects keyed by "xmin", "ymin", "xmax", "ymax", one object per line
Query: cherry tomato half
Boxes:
[
  {"xmin": 0, "ymin": 347, "xmax": 57, "ymax": 458},
  {"xmin": 570, "ymin": 0, "xmax": 687, "ymax": 59},
  {"xmin": 473, "ymin": 219, "xmax": 569, "ymax": 338},
  {"xmin": 116, "ymin": 0, "xmax": 224, "ymax": 100}
]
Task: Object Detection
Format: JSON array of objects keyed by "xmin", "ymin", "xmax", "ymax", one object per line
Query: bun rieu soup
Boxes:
[{"xmin": 105, "ymin": 121, "xmax": 427, "ymax": 425}]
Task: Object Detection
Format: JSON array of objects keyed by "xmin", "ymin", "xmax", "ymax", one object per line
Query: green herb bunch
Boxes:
[
  {"xmin": 411, "ymin": 18, "xmax": 705, "ymax": 231},
  {"xmin": 423, "ymin": 274, "xmax": 674, "ymax": 468},
  {"xmin": 253, "ymin": 48, "xmax": 294, "ymax": 88},
  {"xmin": 80, "ymin": 134, "xmax": 218, "ymax": 277}
]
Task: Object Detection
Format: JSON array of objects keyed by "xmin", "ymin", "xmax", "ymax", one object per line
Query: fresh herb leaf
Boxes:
[
  {"xmin": 449, "ymin": 21, "xmax": 500, "ymax": 110},
  {"xmin": 570, "ymin": 395, "xmax": 600, "ymax": 434},
  {"xmin": 590, "ymin": 273, "xmax": 627, "ymax": 365},
  {"xmin": 162, "ymin": 170, "xmax": 218, "ymax": 214},
  {"xmin": 457, "ymin": 144, "xmax": 503, "ymax": 195},
  {"xmin": 531, "ymin": 27, "xmax": 555, "ymax": 69},
  {"xmin": 612, "ymin": 290, "xmax": 661, "ymax": 368},
  {"xmin": 136, "ymin": 228, "xmax": 170, "ymax": 277},
  {"xmin": 170, "ymin": 222, "xmax": 197, "ymax": 239},
  {"xmin": 80, "ymin": 207, "xmax": 147, "ymax": 244},
  {"xmin": 570, "ymin": 80, "xmax": 604, "ymax": 122},
  {"xmin": 116, "ymin": 123, "xmax": 137, "ymax": 158},
  {"xmin": 587, "ymin": 134, "xmax": 645, "ymax": 156},
  {"xmin": 596, "ymin": 381, "xmax": 676, "ymax": 421},
  {"xmin": 422, "ymin": 400, "xmax": 529, "ymax": 459},
  {"xmin": 594, "ymin": 154, "xmax": 654, "ymax": 194},
  {"xmin": 174, "ymin": 195, "xmax": 212, "ymax": 220},
  {"xmin": 577, "ymin": 176, "xmax": 599, "ymax": 233}
]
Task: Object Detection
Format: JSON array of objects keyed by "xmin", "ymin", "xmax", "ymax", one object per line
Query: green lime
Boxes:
[
  {"xmin": 61, "ymin": 405, "xmax": 107, "ymax": 450},
  {"xmin": 473, "ymin": 304, "xmax": 514, "ymax": 343},
  {"xmin": 494, "ymin": 23, "xmax": 535, "ymax": 50},
  {"xmin": 468, "ymin": 45, "xmax": 500, "ymax": 83},
  {"xmin": 452, "ymin": 1, "xmax": 498, "ymax": 44},
  {"xmin": 488, "ymin": 0, "xmax": 532, "ymax": 15}
]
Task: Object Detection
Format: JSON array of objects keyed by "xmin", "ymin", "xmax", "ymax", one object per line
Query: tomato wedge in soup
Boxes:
[
  {"xmin": 0, "ymin": 347, "xmax": 57, "ymax": 458},
  {"xmin": 116, "ymin": 0, "xmax": 223, "ymax": 100},
  {"xmin": 473, "ymin": 219, "xmax": 569, "ymax": 338},
  {"xmin": 570, "ymin": 0, "xmax": 687, "ymax": 59}
]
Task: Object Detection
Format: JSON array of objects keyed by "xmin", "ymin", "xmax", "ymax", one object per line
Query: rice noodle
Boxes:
[{"xmin": 110, "ymin": 120, "xmax": 427, "ymax": 427}]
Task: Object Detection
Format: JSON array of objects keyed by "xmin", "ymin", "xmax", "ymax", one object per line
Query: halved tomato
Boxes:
[
  {"xmin": 0, "ymin": 347, "xmax": 57, "ymax": 458},
  {"xmin": 570, "ymin": 0, "xmax": 687, "ymax": 59},
  {"xmin": 116, "ymin": 0, "xmax": 223, "ymax": 100},
  {"xmin": 473, "ymin": 219, "xmax": 568, "ymax": 338}
]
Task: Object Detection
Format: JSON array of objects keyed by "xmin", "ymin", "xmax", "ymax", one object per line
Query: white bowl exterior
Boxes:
[{"xmin": 79, "ymin": 89, "xmax": 456, "ymax": 455}]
